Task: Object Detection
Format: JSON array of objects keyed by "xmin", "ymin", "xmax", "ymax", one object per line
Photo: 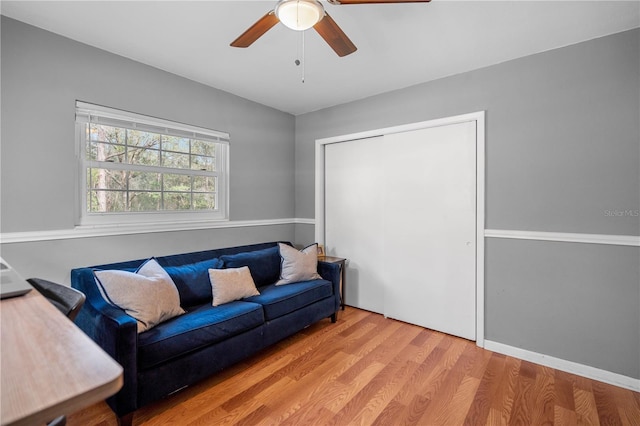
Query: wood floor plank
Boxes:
[
  {"xmin": 409, "ymin": 327, "xmax": 434, "ymax": 347},
  {"xmin": 371, "ymin": 399, "xmax": 406, "ymax": 426},
  {"xmin": 592, "ymin": 381, "xmax": 624, "ymax": 426},
  {"xmin": 555, "ymin": 376, "xmax": 576, "ymax": 411},
  {"xmin": 348, "ymin": 350, "xmax": 421, "ymax": 425},
  {"xmin": 529, "ymin": 368, "xmax": 555, "ymax": 426},
  {"xmin": 507, "ymin": 361, "xmax": 537, "ymax": 425},
  {"xmin": 418, "ymin": 344, "xmax": 479, "ymax": 425},
  {"xmin": 262, "ymin": 351, "xmax": 358, "ymax": 422},
  {"xmin": 395, "ymin": 337, "xmax": 469, "ymax": 425},
  {"xmin": 615, "ymin": 384, "xmax": 640, "ymax": 426},
  {"xmin": 328, "ymin": 335, "xmax": 424, "ymax": 425},
  {"xmin": 574, "ymin": 384, "xmax": 602, "ymax": 426},
  {"xmin": 555, "ymin": 405, "xmax": 578, "ymax": 426},
  {"xmin": 234, "ymin": 404, "xmax": 273, "ymax": 426},
  {"xmin": 463, "ymin": 352, "xmax": 507, "ymax": 425},
  {"xmin": 264, "ymin": 314, "xmax": 383, "ymax": 423},
  {"xmin": 264, "ymin": 352, "xmax": 360, "ymax": 424},
  {"xmin": 369, "ymin": 332, "xmax": 445, "ymax": 425},
  {"xmin": 199, "ymin": 354, "xmax": 296, "ymax": 414},
  {"xmin": 468, "ymin": 346, "xmax": 495, "ymax": 380},
  {"xmin": 405, "ymin": 329, "xmax": 445, "ymax": 365},
  {"xmin": 221, "ymin": 328, "xmax": 348, "ymax": 412},
  {"xmin": 389, "ymin": 338, "xmax": 451, "ymax": 409},
  {"xmin": 272, "ymin": 356, "xmax": 384, "ymax": 424},
  {"xmin": 337, "ymin": 320, "xmax": 404, "ymax": 383},
  {"xmin": 447, "ymin": 375, "xmax": 483, "ymax": 425},
  {"xmin": 253, "ymin": 375, "xmax": 297, "ymax": 404},
  {"xmin": 188, "ymin": 395, "xmax": 263, "ymax": 426},
  {"xmin": 270, "ymin": 317, "xmax": 389, "ymax": 422},
  {"xmin": 349, "ymin": 338, "xmax": 438, "ymax": 426},
  {"xmin": 634, "ymin": 390, "xmax": 640, "ymax": 411},
  {"xmin": 485, "ymin": 354, "xmax": 521, "ymax": 425},
  {"xmin": 326, "ymin": 361, "xmax": 388, "ymax": 415},
  {"xmin": 65, "ymin": 308, "xmax": 639, "ymax": 426}
]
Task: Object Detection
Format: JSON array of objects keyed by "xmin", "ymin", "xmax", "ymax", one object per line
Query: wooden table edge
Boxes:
[{"xmin": 3, "ymin": 369, "xmax": 123, "ymax": 426}]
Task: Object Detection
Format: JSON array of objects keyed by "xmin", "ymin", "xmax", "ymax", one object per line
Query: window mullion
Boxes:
[
  {"xmin": 123, "ymin": 128, "xmax": 128, "ymax": 212},
  {"xmin": 190, "ymin": 175, "xmax": 194, "ymax": 210},
  {"xmin": 161, "ymin": 173, "xmax": 165, "ymax": 211},
  {"xmin": 125, "ymin": 170, "xmax": 130, "ymax": 212}
]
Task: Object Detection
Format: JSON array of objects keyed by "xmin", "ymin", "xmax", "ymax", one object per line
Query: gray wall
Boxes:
[
  {"xmin": 0, "ymin": 17, "xmax": 296, "ymax": 282},
  {"xmin": 294, "ymin": 29, "xmax": 640, "ymax": 379}
]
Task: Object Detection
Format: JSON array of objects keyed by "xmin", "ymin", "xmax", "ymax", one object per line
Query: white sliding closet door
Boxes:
[
  {"xmin": 323, "ymin": 120, "xmax": 477, "ymax": 341},
  {"xmin": 325, "ymin": 136, "xmax": 385, "ymax": 314},
  {"xmin": 382, "ymin": 122, "xmax": 476, "ymax": 340}
]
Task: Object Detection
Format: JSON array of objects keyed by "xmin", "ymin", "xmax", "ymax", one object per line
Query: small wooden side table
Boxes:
[{"xmin": 318, "ymin": 256, "xmax": 347, "ymax": 310}]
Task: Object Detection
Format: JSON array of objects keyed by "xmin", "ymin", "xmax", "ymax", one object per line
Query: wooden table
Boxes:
[
  {"xmin": 319, "ymin": 256, "xmax": 347, "ymax": 310},
  {"xmin": 1, "ymin": 290, "xmax": 123, "ymax": 426}
]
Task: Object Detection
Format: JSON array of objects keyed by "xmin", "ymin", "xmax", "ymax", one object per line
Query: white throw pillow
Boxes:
[
  {"xmin": 94, "ymin": 258, "xmax": 185, "ymax": 333},
  {"xmin": 276, "ymin": 243, "xmax": 322, "ymax": 285},
  {"xmin": 208, "ymin": 266, "xmax": 260, "ymax": 307}
]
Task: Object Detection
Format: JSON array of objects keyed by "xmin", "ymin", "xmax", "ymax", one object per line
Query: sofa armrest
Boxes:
[
  {"xmin": 71, "ymin": 268, "xmax": 138, "ymax": 417},
  {"xmin": 317, "ymin": 261, "xmax": 341, "ymax": 313}
]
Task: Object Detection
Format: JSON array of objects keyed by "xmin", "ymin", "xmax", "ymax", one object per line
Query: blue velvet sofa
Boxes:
[{"xmin": 71, "ymin": 241, "xmax": 341, "ymax": 426}]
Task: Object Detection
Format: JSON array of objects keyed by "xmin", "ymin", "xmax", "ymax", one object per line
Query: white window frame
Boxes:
[{"xmin": 75, "ymin": 101, "xmax": 229, "ymax": 227}]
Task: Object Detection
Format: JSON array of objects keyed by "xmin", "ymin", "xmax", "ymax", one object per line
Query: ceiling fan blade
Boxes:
[
  {"xmin": 328, "ymin": 0, "xmax": 430, "ymax": 4},
  {"xmin": 313, "ymin": 12, "xmax": 357, "ymax": 57},
  {"xmin": 230, "ymin": 11, "xmax": 279, "ymax": 48}
]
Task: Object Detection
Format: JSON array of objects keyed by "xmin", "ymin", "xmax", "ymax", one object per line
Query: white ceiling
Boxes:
[{"xmin": 2, "ymin": 1, "xmax": 639, "ymax": 115}]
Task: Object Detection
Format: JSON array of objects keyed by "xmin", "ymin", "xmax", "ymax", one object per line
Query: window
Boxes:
[{"xmin": 76, "ymin": 102, "xmax": 229, "ymax": 226}]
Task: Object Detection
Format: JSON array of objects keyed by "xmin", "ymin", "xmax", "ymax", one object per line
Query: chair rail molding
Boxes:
[
  {"xmin": 0, "ymin": 218, "xmax": 310, "ymax": 244},
  {"xmin": 485, "ymin": 229, "xmax": 640, "ymax": 247}
]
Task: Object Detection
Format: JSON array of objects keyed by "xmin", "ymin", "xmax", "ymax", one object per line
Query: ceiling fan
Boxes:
[{"xmin": 230, "ymin": 0, "xmax": 431, "ymax": 57}]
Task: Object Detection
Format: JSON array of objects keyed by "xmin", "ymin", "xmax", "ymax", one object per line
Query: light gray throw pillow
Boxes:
[
  {"xmin": 208, "ymin": 266, "xmax": 260, "ymax": 306},
  {"xmin": 94, "ymin": 258, "xmax": 185, "ymax": 333},
  {"xmin": 276, "ymin": 243, "xmax": 322, "ymax": 285}
]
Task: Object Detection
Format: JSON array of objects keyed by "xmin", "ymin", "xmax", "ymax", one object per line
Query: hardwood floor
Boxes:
[{"xmin": 69, "ymin": 307, "xmax": 640, "ymax": 425}]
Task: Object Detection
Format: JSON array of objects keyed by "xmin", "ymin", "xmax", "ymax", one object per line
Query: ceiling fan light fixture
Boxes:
[{"xmin": 275, "ymin": 0, "xmax": 324, "ymax": 31}]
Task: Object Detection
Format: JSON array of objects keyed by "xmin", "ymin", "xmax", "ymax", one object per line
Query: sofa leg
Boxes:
[
  {"xmin": 331, "ymin": 313, "xmax": 337, "ymax": 323},
  {"xmin": 118, "ymin": 412, "xmax": 134, "ymax": 426}
]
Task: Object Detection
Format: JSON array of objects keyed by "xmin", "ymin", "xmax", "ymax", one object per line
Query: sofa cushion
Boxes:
[
  {"xmin": 94, "ymin": 258, "xmax": 185, "ymax": 333},
  {"xmin": 220, "ymin": 246, "xmax": 281, "ymax": 287},
  {"xmin": 276, "ymin": 243, "xmax": 322, "ymax": 285},
  {"xmin": 163, "ymin": 257, "xmax": 223, "ymax": 307},
  {"xmin": 245, "ymin": 279, "xmax": 333, "ymax": 321},
  {"xmin": 137, "ymin": 301, "xmax": 264, "ymax": 370}
]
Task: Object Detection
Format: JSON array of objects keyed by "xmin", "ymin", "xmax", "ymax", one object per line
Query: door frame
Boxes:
[{"xmin": 315, "ymin": 111, "xmax": 486, "ymax": 347}]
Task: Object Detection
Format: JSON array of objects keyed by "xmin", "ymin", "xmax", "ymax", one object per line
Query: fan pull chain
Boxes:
[
  {"xmin": 301, "ymin": 30, "xmax": 306, "ymax": 83},
  {"xmin": 295, "ymin": 30, "xmax": 306, "ymax": 83}
]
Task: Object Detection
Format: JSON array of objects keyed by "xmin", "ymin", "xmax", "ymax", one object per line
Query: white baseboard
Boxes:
[{"xmin": 484, "ymin": 340, "xmax": 640, "ymax": 392}]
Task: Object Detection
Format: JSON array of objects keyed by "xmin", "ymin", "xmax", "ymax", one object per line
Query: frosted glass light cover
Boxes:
[{"xmin": 275, "ymin": 0, "xmax": 324, "ymax": 31}]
